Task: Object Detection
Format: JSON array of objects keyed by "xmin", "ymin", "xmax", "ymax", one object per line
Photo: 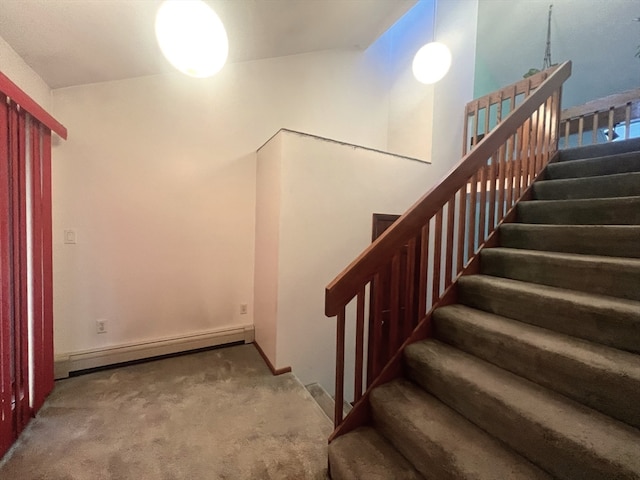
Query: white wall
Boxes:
[
  {"xmin": 368, "ymin": 0, "xmax": 436, "ymax": 161},
  {"xmin": 51, "ymin": 49, "xmax": 392, "ymax": 357},
  {"xmin": 368, "ymin": 0, "xmax": 479, "ymax": 179},
  {"xmin": 431, "ymin": 0, "xmax": 479, "ymax": 178},
  {"xmin": 257, "ymin": 129, "xmax": 431, "ymax": 393},
  {"xmin": 254, "ymin": 133, "xmax": 282, "ymax": 365},
  {"xmin": 0, "ymin": 34, "xmax": 52, "ymax": 112}
]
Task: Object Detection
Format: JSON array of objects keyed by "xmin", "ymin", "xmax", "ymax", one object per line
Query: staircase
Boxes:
[{"xmin": 328, "ymin": 138, "xmax": 640, "ymax": 479}]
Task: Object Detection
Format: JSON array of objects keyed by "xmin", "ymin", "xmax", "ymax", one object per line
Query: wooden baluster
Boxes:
[
  {"xmin": 456, "ymin": 185, "xmax": 467, "ymax": 274},
  {"xmin": 418, "ymin": 223, "xmax": 429, "ymax": 317},
  {"xmin": 404, "ymin": 237, "xmax": 417, "ymax": 335},
  {"xmin": 389, "ymin": 252, "xmax": 401, "ymax": 356},
  {"xmin": 463, "ymin": 106, "xmax": 470, "ymax": 155},
  {"xmin": 543, "ymin": 96, "xmax": 553, "ymax": 166},
  {"xmin": 528, "ymin": 110, "xmax": 538, "ymax": 185},
  {"xmin": 467, "ymin": 175, "xmax": 477, "ymax": 259},
  {"xmin": 497, "ymin": 142, "xmax": 507, "ymax": 223},
  {"xmin": 506, "ymin": 134, "xmax": 515, "ymax": 211},
  {"xmin": 432, "ymin": 210, "xmax": 443, "ymax": 303},
  {"xmin": 625, "ymin": 103, "xmax": 631, "ymax": 140},
  {"xmin": 445, "ymin": 198, "xmax": 455, "ymax": 289},
  {"xmin": 607, "ymin": 107, "xmax": 615, "ymax": 142},
  {"xmin": 523, "ymin": 78, "xmax": 533, "ymax": 187},
  {"xmin": 520, "ymin": 118, "xmax": 531, "ymax": 189},
  {"xmin": 354, "ymin": 286, "xmax": 365, "ymax": 403},
  {"xmin": 514, "ymin": 126, "xmax": 523, "ymax": 200},
  {"xmin": 484, "ymin": 99, "xmax": 491, "ymax": 139},
  {"xmin": 478, "ymin": 162, "xmax": 488, "ymax": 246},
  {"xmin": 535, "ymin": 102, "xmax": 546, "ymax": 174},
  {"xmin": 471, "ymin": 101, "xmax": 479, "ymax": 150},
  {"xmin": 487, "ymin": 155, "xmax": 497, "ymax": 236},
  {"xmin": 592, "ymin": 111, "xmax": 599, "ymax": 145},
  {"xmin": 549, "ymin": 89, "xmax": 560, "ymax": 153},
  {"xmin": 368, "ymin": 272, "xmax": 383, "ymax": 385},
  {"xmin": 564, "ymin": 119, "xmax": 570, "ymax": 149},
  {"xmin": 577, "ymin": 116, "xmax": 584, "ymax": 147},
  {"xmin": 334, "ymin": 307, "xmax": 346, "ymax": 427}
]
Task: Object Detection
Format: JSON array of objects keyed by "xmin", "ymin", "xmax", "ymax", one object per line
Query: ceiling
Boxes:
[{"xmin": 0, "ymin": 0, "xmax": 417, "ymax": 89}]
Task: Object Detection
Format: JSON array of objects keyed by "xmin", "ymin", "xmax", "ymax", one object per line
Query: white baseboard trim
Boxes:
[{"xmin": 54, "ymin": 324, "xmax": 255, "ymax": 379}]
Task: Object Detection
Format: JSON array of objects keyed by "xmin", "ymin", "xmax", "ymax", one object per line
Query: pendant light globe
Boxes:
[{"xmin": 155, "ymin": 0, "xmax": 228, "ymax": 78}]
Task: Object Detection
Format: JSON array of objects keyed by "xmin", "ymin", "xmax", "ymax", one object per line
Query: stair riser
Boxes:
[
  {"xmin": 481, "ymin": 250, "xmax": 640, "ymax": 301},
  {"xmin": 405, "ymin": 343, "xmax": 640, "ymax": 480},
  {"xmin": 517, "ymin": 197, "xmax": 640, "ymax": 224},
  {"xmin": 546, "ymin": 152, "xmax": 640, "ymax": 179},
  {"xmin": 433, "ymin": 309, "xmax": 640, "ymax": 428},
  {"xmin": 499, "ymin": 225, "xmax": 640, "ymax": 258},
  {"xmin": 458, "ymin": 277, "xmax": 640, "ymax": 354},
  {"xmin": 533, "ymin": 173, "xmax": 640, "ymax": 200}
]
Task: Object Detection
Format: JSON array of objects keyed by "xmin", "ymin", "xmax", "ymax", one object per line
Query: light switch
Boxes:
[{"xmin": 64, "ymin": 229, "xmax": 77, "ymax": 244}]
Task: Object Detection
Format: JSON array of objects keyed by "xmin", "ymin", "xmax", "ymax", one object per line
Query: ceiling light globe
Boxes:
[
  {"xmin": 155, "ymin": 0, "xmax": 228, "ymax": 78},
  {"xmin": 412, "ymin": 42, "xmax": 452, "ymax": 84}
]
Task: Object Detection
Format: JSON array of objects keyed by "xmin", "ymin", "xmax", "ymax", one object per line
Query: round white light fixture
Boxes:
[
  {"xmin": 412, "ymin": 42, "xmax": 452, "ymax": 84},
  {"xmin": 155, "ymin": 0, "xmax": 228, "ymax": 78}
]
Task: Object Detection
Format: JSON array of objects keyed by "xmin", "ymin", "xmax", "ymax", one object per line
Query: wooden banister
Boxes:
[
  {"xmin": 325, "ymin": 61, "xmax": 571, "ymax": 434},
  {"xmin": 325, "ymin": 61, "xmax": 571, "ymax": 318}
]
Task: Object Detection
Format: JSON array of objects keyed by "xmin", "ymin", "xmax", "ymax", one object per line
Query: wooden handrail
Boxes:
[{"xmin": 325, "ymin": 61, "xmax": 571, "ymax": 317}]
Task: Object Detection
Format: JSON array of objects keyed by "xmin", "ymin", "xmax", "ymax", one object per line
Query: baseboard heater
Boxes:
[{"xmin": 54, "ymin": 324, "xmax": 255, "ymax": 379}]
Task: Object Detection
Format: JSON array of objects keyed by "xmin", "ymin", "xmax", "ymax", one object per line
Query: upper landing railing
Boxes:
[{"xmin": 559, "ymin": 87, "xmax": 640, "ymax": 148}]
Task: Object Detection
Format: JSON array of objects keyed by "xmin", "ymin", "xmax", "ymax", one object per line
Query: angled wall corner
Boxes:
[{"xmin": 254, "ymin": 131, "xmax": 284, "ymax": 369}]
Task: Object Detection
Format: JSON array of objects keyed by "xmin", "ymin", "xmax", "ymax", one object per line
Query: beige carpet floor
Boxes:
[{"xmin": 0, "ymin": 344, "xmax": 332, "ymax": 479}]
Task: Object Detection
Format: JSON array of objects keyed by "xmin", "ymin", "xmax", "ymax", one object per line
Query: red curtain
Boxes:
[{"xmin": 0, "ymin": 91, "xmax": 56, "ymax": 458}]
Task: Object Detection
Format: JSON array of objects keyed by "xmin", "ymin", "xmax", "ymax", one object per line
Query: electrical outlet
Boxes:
[
  {"xmin": 64, "ymin": 229, "xmax": 77, "ymax": 244},
  {"xmin": 96, "ymin": 319, "xmax": 107, "ymax": 334},
  {"xmin": 240, "ymin": 304, "xmax": 248, "ymax": 315}
]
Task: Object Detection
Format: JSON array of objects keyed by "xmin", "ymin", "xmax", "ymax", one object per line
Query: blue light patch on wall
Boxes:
[{"xmin": 366, "ymin": 0, "xmax": 435, "ymax": 80}]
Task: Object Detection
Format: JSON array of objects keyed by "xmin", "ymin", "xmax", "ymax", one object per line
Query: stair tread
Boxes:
[
  {"xmin": 481, "ymin": 247, "xmax": 640, "ymax": 301},
  {"xmin": 434, "ymin": 304, "xmax": 640, "ymax": 427},
  {"xmin": 483, "ymin": 246, "xmax": 640, "ymax": 267},
  {"xmin": 533, "ymin": 171, "xmax": 640, "ymax": 200},
  {"xmin": 499, "ymin": 223, "xmax": 640, "ymax": 257},
  {"xmin": 517, "ymin": 195, "xmax": 640, "ymax": 225},
  {"xmin": 435, "ymin": 304, "xmax": 640, "ymax": 376},
  {"xmin": 459, "ymin": 274, "xmax": 640, "ymax": 314},
  {"xmin": 558, "ymin": 138, "xmax": 640, "ymax": 161},
  {"xmin": 370, "ymin": 379, "xmax": 551, "ymax": 480},
  {"xmin": 329, "ymin": 426, "xmax": 423, "ymax": 480},
  {"xmin": 405, "ymin": 340, "xmax": 640, "ymax": 479},
  {"xmin": 547, "ymin": 151, "xmax": 640, "ymax": 179},
  {"xmin": 458, "ymin": 274, "xmax": 640, "ymax": 353}
]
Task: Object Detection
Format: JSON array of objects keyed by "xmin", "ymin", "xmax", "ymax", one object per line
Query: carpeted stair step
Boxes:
[
  {"xmin": 517, "ymin": 196, "xmax": 640, "ymax": 224},
  {"xmin": 369, "ymin": 379, "xmax": 551, "ymax": 480},
  {"xmin": 433, "ymin": 304, "xmax": 640, "ymax": 428},
  {"xmin": 481, "ymin": 247, "xmax": 640, "ymax": 301},
  {"xmin": 557, "ymin": 137, "xmax": 640, "ymax": 162},
  {"xmin": 404, "ymin": 340, "xmax": 640, "ymax": 480},
  {"xmin": 457, "ymin": 275, "xmax": 640, "ymax": 353},
  {"xmin": 546, "ymin": 151, "xmax": 640, "ymax": 179},
  {"xmin": 328, "ymin": 426, "xmax": 423, "ymax": 480},
  {"xmin": 532, "ymin": 172, "xmax": 640, "ymax": 200},
  {"xmin": 499, "ymin": 224, "xmax": 640, "ymax": 257}
]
